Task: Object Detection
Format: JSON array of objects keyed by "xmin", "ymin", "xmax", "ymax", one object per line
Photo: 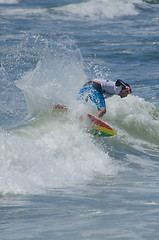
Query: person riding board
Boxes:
[{"xmin": 77, "ymin": 79, "xmax": 132, "ymax": 118}]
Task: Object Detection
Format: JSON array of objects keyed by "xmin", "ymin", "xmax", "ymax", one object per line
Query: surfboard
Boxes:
[
  {"xmin": 87, "ymin": 114, "xmax": 116, "ymax": 137},
  {"xmin": 52, "ymin": 105, "xmax": 116, "ymax": 137}
]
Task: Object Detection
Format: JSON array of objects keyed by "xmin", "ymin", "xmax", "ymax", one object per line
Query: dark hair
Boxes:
[{"xmin": 116, "ymin": 79, "xmax": 132, "ymax": 93}]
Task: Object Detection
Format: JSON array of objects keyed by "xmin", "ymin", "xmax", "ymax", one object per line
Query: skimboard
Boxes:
[{"xmin": 52, "ymin": 105, "xmax": 116, "ymax": 137}]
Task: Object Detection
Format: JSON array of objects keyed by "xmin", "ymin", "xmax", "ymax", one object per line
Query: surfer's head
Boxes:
[{"xmin": 116, "ymin": 79, "xmax": 132, "ymax": 98}]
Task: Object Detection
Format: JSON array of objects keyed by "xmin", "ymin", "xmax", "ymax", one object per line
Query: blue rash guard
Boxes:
[{"xmin": 77, "ymin": 79, "xmax": 122, "ymax": 110}]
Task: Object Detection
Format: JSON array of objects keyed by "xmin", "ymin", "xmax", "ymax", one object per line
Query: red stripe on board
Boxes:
[
  {"xmin": 87, "ymin": 114, "xmax": 113, "ymax": 130},
  {"xmin": 53, "ymin": 105, "xmax": 68, "ymax": 111}
]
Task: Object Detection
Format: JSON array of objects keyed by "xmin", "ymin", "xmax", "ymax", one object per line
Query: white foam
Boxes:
[
  {"xmin": 55, "ymin": 0, "xmax": 142, "ymax": 19},
  {"xmin": 0, "ymin": 119, "xmax": 117, "ymax": 195},
  {"xmin": 105, "ymin": 94, "xmax": 159, "ymax": 146},
  {"xmin": 1, "ymin": 8, "xmax": 47, "ymax": 18},
  {"xmin": 0, "ymin": 0, "xmax": 18, "ymax": 3}
]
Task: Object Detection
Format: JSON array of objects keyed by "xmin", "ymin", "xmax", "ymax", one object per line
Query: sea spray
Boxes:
[{"xmin": 15, "ymin": 36, "xmax": 86, "ymax": 118}]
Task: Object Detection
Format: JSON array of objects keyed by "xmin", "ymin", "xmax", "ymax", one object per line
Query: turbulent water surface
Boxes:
[{"xmin": 0, "ymin": 0, "xmax": 159, "ymax": 239}]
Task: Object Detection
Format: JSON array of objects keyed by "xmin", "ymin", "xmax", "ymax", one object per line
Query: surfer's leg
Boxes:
[
  {"xmin": 77, "ymin": 86, "xmax": 92, "ymax": 103},
  {"xmin": 89, "ymin": 88, "xmax": 106, "ymax": 118}
]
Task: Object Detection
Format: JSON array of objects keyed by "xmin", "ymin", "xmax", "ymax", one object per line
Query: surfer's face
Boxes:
[{"xmin": 119, "ymin": 87, "xmax": 131, "ymax": 98}]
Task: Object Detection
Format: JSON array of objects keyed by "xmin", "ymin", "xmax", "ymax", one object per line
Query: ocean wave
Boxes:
[
  {"xmin": 0, "ymin": 0, "xmax": 18, "ymax": 4},
  {"xmin": 14, "ymin": 34, "xmax": 159, "ymax": 147},
  {"xmin": 106, "ymin": 94, "xmax": 159, "ymax": 146},
  {"xmin": 1, "ymin": 85, "xmax": 159, "ymax": 195},
  {"xmin": 144, "ymin": 0, "xmax": 159, "ymax": 4},
  {"xmin": 54, "ymin": 0, "xmax": 142, "ymax": 19},
  {"xmin": 0, "ymin": 119, "xmax": 117, "ymax": 195},
  {"xmin": 1, "ymin": 93, "xmax": 158, "ymax": 195},
  {"xmin": 0, "ymin": 7, "xmax": 47, "ymax": 19}
]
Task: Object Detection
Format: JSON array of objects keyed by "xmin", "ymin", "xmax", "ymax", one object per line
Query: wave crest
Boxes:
[{"xmin": 54, "ymin": 0, "xmax": 142, "ymax": 19}]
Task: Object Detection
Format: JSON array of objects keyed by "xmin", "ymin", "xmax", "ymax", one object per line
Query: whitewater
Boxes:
[{"xmin": 0, "ymin": 0, "xmax": 159, "ymax": 239}]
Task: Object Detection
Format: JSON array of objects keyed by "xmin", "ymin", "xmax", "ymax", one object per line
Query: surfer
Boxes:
[{"xmin": 77, "ymin": 79, "xmax": 132, "ymax": 118}]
